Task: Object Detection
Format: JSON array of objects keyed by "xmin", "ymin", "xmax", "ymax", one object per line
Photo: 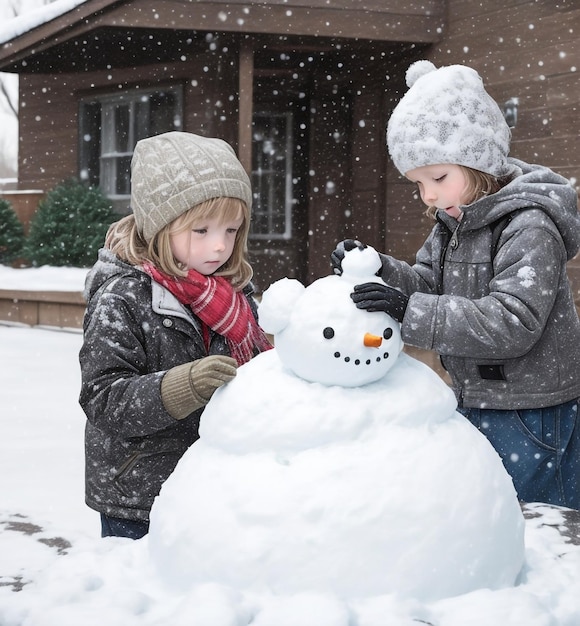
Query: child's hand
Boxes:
[
  {"xmin": 161, "ymin": 356, "xmax": 238, "ymax": 419},
  {"xmin": 330, "ymin": 239, "xmax": 367, "ymax": 275},
  {"xmin": 351, "ymin": 283, "xmax": 409, "ymax": 323},
  {"xmin": 190, "ymin": 355, "xmax": 238, "ymax": 403}
]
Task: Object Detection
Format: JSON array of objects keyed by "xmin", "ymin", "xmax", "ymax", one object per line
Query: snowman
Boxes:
[{"xmin": 148, "ymin": 245, "xmax": 525, "ymax": 603}]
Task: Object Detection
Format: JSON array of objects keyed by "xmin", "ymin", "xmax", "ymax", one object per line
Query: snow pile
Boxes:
[
  {"xmin": 148, "ymin": 245, "xmax": 525, "ymax": 602},
  {"xmin": 0, "ymin": 279, "xmax": 579, "ymax": 625},
  {"xmin": 0, "ymin": 264, "xmax": 87, "ymax": 291},
  {"xmin": 0, "ymin": 0, "xmax": 88, "ymax": 45}
]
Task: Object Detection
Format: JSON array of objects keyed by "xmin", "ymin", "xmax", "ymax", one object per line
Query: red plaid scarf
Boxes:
[{"xmin": 143, "ymin": 263, "xmax": 272, "ymax": 366}]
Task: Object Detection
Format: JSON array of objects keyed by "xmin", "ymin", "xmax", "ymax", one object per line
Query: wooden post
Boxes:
[{"xmin": 238, "ymin": 38, "xmax": 254, "ymax": 173}]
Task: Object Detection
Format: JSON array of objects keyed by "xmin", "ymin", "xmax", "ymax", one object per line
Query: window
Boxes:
[
  {"xmin": 251, "ymin": 112, "xmax": 293, "ymax": 240},
  {"xmin": 79, "ymin": 86, "xmax": 183, "ymax": 211}
]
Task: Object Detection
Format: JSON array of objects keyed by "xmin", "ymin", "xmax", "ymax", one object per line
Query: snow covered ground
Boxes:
[{"xmin": 0, "ymin": 266, "xmax": 579, "ymax": 626}]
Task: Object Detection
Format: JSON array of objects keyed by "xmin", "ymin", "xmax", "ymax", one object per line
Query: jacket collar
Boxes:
[{"xmin": 151, "ymin": 279, "xmax": 201, "ymax": 329}]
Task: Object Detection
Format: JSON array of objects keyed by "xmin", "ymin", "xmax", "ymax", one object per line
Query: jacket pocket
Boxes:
[{"xmin": 113, "ymin": 448, "xmax": 182, "ymax": 499}]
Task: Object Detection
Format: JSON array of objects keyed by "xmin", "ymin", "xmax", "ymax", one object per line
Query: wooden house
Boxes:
[{"xmin": 0, "ymin": 0, "xmax": 579, "ymax": 303}]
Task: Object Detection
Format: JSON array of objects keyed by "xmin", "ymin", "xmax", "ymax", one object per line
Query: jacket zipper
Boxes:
[
  {"xmin": 449, "ymin": 222, "xmax": 461, "ymax": 251},
  {"xmin": 437, "ymin": 221, "xmax": 461, "ymax": 294}
]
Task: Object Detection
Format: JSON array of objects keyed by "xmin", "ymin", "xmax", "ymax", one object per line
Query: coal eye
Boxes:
[
  {"xmin": 323, "ymin": 327, "xmax": 335, "ymax": 339},
  {"xmin": 383, "ymin": 328, "xmax": 393, "ymax": 340}
]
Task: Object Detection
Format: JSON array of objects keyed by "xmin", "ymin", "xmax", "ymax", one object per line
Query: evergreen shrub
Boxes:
[
  {"xmin": 24, "ymin": 179, "xmax": 117, "ymax": 267},
  {"xmin": 0, "ymin": 197, "xmax": 26, "ymax": 265}
]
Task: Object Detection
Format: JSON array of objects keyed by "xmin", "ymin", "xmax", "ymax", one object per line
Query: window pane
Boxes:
[
  {"xmin": 150, "ymin": 91, "xmax": 181, "ymax": 134},
  {"xmin": 100, "ymin": 157, "xmax": 116, "ymax": 195},
  {"xmin": 102, "ymin": 103, "xmax": 130, "ymax": 154},
  {"xmin": 100, "ymin": 155, "xmax": 131, "ymax": 196},
  {"xmin": 114, "ymin": 105, "xmax": 131, "ymax": 153},
  {"xmin": 115, "ymin": 156, "xmax": 132, "ymax": 195},
  {"xmin": 79, "ymin": 86, "xmax": 183, "ymax": 204},
  {"xmin": 134, "ymin": 98, "xmax": 150, "ymax": 142},
  {"xmin": 251, "ymin": 112, "xmax": 292, "ymax": 239}
]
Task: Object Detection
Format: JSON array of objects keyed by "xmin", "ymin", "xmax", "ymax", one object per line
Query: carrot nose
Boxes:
[{"xmin": 364, "ymin": 332, "xmax": 382, "ymax": 348}]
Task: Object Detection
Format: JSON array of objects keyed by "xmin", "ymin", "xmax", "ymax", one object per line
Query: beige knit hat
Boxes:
[
  {"xmin": 131, "ymin": 131, "xmax": 252, "ymax": 242},
  {"xmin": 387, "ymin": 61, "xmax": 519, "ymax": 179}
]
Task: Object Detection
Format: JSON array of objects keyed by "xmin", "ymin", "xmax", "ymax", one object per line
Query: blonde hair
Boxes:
[
  {"xmin": 106, "ymin": 197, "xmax": 253, "ymax": 290},
  {"xmin": 425, "ymin": 166, "xmax": 511, "ymax": 219}
]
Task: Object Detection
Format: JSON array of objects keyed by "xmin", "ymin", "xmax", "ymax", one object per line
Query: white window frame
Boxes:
[{"xmin": 79, "ymin": 85, "xmax": 183, "ymax": 207}]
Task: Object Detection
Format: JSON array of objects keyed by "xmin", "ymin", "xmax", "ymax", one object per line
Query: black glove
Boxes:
[
  {"xmin": 351, "ymin": 282, "xmax": 409, "ymax": 323},
  {"xmin": 330, "ymin": 239, "xmax": 367, "ymax": 275}
]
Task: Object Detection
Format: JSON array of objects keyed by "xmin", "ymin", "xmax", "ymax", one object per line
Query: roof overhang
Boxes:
[{"xmin": 0, "ymin": 0, "xmax": 446, "ymax": 73}]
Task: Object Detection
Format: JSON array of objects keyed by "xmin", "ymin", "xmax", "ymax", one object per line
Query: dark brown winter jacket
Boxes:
[{"xmin": 79, "ymin": 249, "xmax": 260, "ymax": 522}]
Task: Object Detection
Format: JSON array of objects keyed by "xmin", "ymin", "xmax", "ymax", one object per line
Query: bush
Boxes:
[
  {"xmin": 0, "ymin": 197, "xmax": 26, "ymax": 265},
  {"xmin": 24, "ymin": 179, "xmax": 117, "ymax": 267}
]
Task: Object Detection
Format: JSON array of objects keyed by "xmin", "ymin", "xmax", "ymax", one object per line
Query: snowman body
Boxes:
[{"xmin": 149, "ymin": 247, "xmax": 525, "ymax": 602}]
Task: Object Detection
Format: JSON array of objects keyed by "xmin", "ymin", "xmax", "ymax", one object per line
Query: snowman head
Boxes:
[{"xmin": 258, "ymin": 245, "xmax": 404, "ymax": 387}]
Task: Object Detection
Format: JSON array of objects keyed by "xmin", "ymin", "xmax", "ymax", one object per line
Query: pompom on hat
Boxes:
[
  {"xmin": 387, "ymin": 61, "xmax": 519, "ymax": 179},
  {"xmin": 131, "ymin": 131, "xmax": 252, "ymax": 242}
]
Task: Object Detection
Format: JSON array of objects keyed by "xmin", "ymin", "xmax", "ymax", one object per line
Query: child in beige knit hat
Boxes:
[{"xmin": 79, "ymin": 131, "xmax": 272, "ymax": 540}]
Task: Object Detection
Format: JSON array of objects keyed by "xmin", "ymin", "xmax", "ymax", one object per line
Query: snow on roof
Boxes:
[{"xmin": 0, "ymin": 0, "xmax": 89, "ymax": 46}]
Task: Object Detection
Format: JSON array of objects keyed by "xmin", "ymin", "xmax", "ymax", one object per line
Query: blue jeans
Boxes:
[
  {"xmin": 100, "ymin": 514, "xmax": 149, "ymax": 540},
  {"xmin": 458, "ymin": 399, "xmax": 580, "ymax": 509}
]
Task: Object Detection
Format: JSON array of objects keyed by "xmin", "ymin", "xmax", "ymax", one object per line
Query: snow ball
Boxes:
[
  {"xmin": 340, "ymin": 244, "xmax": 382, "ymax": 280},
  {"xmin": 258, "ymin": 278, "xmax": 305, "ymax": 335},
  {"xmin": 406, "ymin": 60, "xmax": 437, "ymax": 87}
]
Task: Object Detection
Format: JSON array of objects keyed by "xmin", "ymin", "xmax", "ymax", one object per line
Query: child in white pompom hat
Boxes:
[{"xmin": 332, "ymin": 60, "xmax": 580, "ymax": 509}]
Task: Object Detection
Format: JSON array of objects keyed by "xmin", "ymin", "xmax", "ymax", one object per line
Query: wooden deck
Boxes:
[{"xmin": 0, "ymin": 289, "xmax": 85, "ymax": 329}]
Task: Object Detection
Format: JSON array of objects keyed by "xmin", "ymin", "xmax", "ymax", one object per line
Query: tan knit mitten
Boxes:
[{"xmin": 161, "ymin": 355, "xmax": 238, "ymax": 420}]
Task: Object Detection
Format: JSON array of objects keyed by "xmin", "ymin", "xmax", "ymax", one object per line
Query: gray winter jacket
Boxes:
[
  {"xmin": 79, "ymin": 249, "xmax": 260, "ymax": 521},
  {"xmin": 378, "ymin": 158, "xmax": 580, "ymax": 410}
]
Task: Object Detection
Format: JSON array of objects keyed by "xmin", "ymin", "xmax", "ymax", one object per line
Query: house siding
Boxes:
[
  {"xmin": 429, "ymin": 0, "xmax": 580, "ymax": 310},
  {"xmin": 4, "ymin": 0, "xmax": 579, "ymax": 309},
  {"xmin": 18, "ymin": 44, "xmax": 242, "ymax": 193}
]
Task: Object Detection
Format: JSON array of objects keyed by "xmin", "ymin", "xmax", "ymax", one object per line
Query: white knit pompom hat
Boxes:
[
  {"xmin": 387, "ymin": 60, "xmax": 518, "ymax": 179},
  {"xmin": 131, "ymin": 131, "xmax": 252, "ymax": 242}
]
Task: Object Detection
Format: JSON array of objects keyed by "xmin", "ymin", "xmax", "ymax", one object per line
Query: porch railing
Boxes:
[{"xmin": 0, "ymin": 289, "xmax": 85, "ymax": 329}]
